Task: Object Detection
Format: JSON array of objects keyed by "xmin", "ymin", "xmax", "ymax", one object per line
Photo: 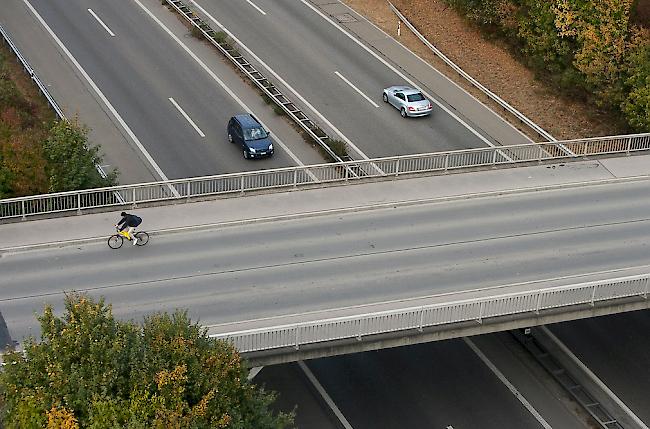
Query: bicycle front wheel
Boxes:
[
  {"xmin": 108, "ymin": 234, "xmax": 123, "ymax": 249},
  {"xmin": 135, "ymin": 231, "xmax": 149, "ymax": 246}
]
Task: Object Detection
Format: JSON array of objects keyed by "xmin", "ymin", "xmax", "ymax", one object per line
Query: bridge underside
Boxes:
[{"xmin": 239, "ymin": 298, "xmax": 649, "ymax": 367}]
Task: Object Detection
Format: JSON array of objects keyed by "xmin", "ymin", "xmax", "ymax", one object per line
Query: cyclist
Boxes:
[{"xmin": 116, "ymin": 212, "xmax": 142, "ymax": 245}]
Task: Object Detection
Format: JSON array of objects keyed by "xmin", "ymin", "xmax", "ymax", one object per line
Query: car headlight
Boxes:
[
  {"xmin": 268, "ymin": 144, "xmax": 273, "ymax": 150},
  {"xmin": 249, "ymin": 148, "xmax": 256, "ymax": 153}
]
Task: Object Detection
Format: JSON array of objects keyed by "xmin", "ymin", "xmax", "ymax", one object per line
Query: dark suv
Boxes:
[{"xmin": 227, "ymin": 114, "xmax": 274, "ymax": 159}]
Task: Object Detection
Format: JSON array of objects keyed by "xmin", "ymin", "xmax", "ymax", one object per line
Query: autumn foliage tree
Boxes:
[
  {"xmin": 442, "ymin": 0, "xmax": 650, "ymax": 131},
  {"xmin": 0, "ymin": 294, "xmax": 293, "ymax": 428}
]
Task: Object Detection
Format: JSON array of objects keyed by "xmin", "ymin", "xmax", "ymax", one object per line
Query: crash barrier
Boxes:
[
  {"xmin": 1, "ymin": 132, "xmax": 649, "ymax": 220},
  {"xmin": 163, "ymin": 0, "xmax": 348, "ymax": 162},
  {"xmin": 388, "ymin": 2, "xmax": 556, "ymax": 143},
  {"xmin": 0, "ymin": 23, "xmax": 64, "ymax": 119},
  {"xmin": 0, "ymin": 24, "xmax": 118, "ymax": 193},
  {"xmin": 212, "ymin": 273, "xmax": 650, "ymax": 353}
]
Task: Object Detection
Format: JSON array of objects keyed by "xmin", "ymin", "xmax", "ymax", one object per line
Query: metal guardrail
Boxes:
[
  {"xmin": 211, "ymin": 273, "xmax": 650, "ymax": 353},
  {"xmin": 164, "ymin": 0, "xmax": 350, "ymax": 163},
  {"xmin": 1, "ymin": 133, "xmax": 649, "ymax": 220},
  {"xmin": 0, "ymin": 24, "xmax": 64, "ymax": 119},
  {"xmin": 388, "ymin": 2, "xmax": 557, "ymax": 144},
  {"xmin": 0, "ymin": 23, "xmax": 122, "ymax": 202}
]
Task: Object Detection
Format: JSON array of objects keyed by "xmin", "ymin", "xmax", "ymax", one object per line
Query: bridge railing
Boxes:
[
  {"xmin": 211, "ymin": 273, "xmax": 650, "ymax": 353},
  {"xmin": 2, "ymin": 133, "xmax": 650, "ymax": 220}
]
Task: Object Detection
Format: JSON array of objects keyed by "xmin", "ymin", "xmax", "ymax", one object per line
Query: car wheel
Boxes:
[
  {"xmin": 228, "ymin": 133, "xmax": 233, "ymax": 143},
  {"xmin": 243, "ymin": 150, "xmax": 249, "ymax": 159},
  {"xmin": 382, "ymin": 93, "xmax": 388, "ymax": 103},
  {"xmin": 400, "ymin": 108, "xmax": 407, "ymax": 118}
]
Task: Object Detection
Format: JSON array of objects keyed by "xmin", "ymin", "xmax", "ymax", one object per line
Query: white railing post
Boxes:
[
  {"xmin": 418, "ymin": 307, "xmax": 424, "ymax": 332},
  {"xmin": 627, "ymin": 137, "xmax": 632, "ymax": 155},
  {"xmin": 535, "ymin": 292, "xmax": 542, "ymax": 314},
  {"xmin": 77, "ymin": 193, "xmax": 81, "ymax": 214},
  {"xmin": 491, "ymin": 148, "xmax": 497, "ymax": 168},
  {"xmin": 293, "ymin": 169, "xmax": 298, "ymax": 188},
  {"xmin": 395, "ymin": 158, "xmax": 400, "ymax": 177},
  {"xmin": 131, "ymin": 188, "xmax": 137, "ymax": 208},
  {"xmin": 590, "ymin": 285, "xmax": 597, "ymax": 306},
  {"xmin": 645, "ymin": 277, "xmax": 649, "ymax": 299},
  {"xmin": 240, "ymin": 176, "xmax": 245, "ymax": 195},
  {"xmin": 294, "ymin": 327, "xmax": 300, "ymax": 350},
  {"xmin": 478, "ymin": 302, "xmax": 484, "ymax": 324},
  {"xmin": 21, "ymin": 200, "xmax": 26, "ymax": 220},
  {"xmin": 444, "ymin": 153, "xmax": 449, "ymax": 172},
  {"xmin": 538, "ymin": 145, "xmax": 544, "ymax": 163},
  {"xmin": 186, "ymin": 181, "xmax": 191, "ymax": 201}
]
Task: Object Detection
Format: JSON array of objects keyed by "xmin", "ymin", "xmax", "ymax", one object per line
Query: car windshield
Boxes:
[
  {"xmin": 407, "ymin": 93, "xmax": 425, "ymax": 102},
  {"xmin": 244, "ymin": 127, "xmax": 268, "ymax": 141}
]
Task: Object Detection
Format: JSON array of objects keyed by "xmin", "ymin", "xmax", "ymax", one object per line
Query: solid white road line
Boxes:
[
  {"xmin": 247, "ymin": 366, "xmax": 263, "ymax": 381},
  {"xmin": 541, "ymin": 326, "xmax": 649, "ymax": 429},
  {"xmin": 87, "ymin": 8, "xmax": 116, "ymax": 37},
  {"xmin": 298, "ymin": 361, "xmax": 354, "ymax": 429},
  {"xmin": 169, "ymin": 97, "xmax": 205, "ymax": 137},
  {"xmin": 188, "ymin": 0, "xmax": 370, "ymax": 161},
  {"xmin": 464, "ymin": 338, "xmax": 553, "ymax": 429},
  {"xmin": 335, "ymin": 71, "xmax": 379, "ymax": 108},
  {"xmin": 22, "ymin": 0, "xmax": 171, "ymax": 183},
  {"xmin": 132, "ymin": 0, "xmax": 305, "ymax": 167},
  {"xmin": 246, "ymin": 0, "xmax": 267, "ymax": 15},
  {"xmin": 299, "ymin": 0, "xmax": 497, "ymax": 149}
]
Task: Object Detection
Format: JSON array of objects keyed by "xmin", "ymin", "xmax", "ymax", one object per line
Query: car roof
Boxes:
[
  {"xmin": 386, "ymin": 85, "xmax": 421, "ymax": 95},
  {"xmin": 233, "ymin": 114, "xmax": 261, "ymax": 128}
]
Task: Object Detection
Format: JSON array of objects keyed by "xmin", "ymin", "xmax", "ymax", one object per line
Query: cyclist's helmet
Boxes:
[{"xmin": 121, "ymin": 211, "xmax": 127, "ymax": 216}]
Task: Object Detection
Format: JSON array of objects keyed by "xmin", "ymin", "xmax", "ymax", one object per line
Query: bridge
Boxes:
[{"xmin": 2, "ymin": 138, "xmax": 650, "ymax": 366}]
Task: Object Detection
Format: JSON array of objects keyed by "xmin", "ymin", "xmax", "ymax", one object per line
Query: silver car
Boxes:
[{"xmin": 382, "ymin": 86, "xmax": 433, "ymax": 118}]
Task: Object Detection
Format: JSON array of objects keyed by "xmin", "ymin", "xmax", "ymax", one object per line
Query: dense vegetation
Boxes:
[
  {"xmin": 0, "ymin": 294, "xmax": 293, "ymax": 428},
  {"xmin": 0, "ymin": 45, "xmax": 116, "ymax": 199},
  {"xmin": 443, "ymin": 0, "xmax": 650, "ymax": 132}
]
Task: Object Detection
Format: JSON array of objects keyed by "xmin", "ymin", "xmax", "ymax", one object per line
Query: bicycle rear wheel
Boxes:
[
  {"xmin": 108, "ymin": 234, "xmax": 123, "ymax": 249},
  {"xmin": 135, "ymin": 231, "xmax": 149, "ymax": 246}
]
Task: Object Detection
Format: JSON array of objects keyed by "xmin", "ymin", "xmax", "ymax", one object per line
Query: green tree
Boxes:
[
  {"xmin": 43, "ymin": 120, "xmax": 117, "ymax": 193},
  {"xmin": 0, "ymin": 294, "xmax": 293, "ymax": 429}
]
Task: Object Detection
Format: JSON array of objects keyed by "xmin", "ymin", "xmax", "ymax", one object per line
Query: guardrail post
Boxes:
[
  {"xmin": 583, "ymin": 141, "xmax": 589, "ymax": 159},
  {"xmin": 538, "ymin": 145, "xmax": 544, "ymax": 163},
  {"xmin": 131, "ymin": 188, "xmax": 137, "ymax": 208},
  {"xmin": 418, "ymin": 307, "xmax": 424, "ymax": 332},
  {"xmin": 644, "ymin": 278, "xmax": 649, "ymax": 299},
  {"xmin": 294, "ymin": 327, "xmax": 300, "ymax": 351},
  {"xmin": 77, "ymin": 193, "xmax": 81, "ymax": 214},
  {"xmin": 186, "ymin": 181, "xmax": 191, "ymax": 201},
  {"xmin": 477, "ymin": 302, "xmax": 484, "ymax": 324},
  {"xmin": 293, "ymin": 169, "xmax": 298, "ymax": 188},
  {"xmin": 444, "ymin": 153, "xmax": 449, "ymax": 173},
  {"xmin": 491, "ymin": 149, "xmax": 497, "ymax": 169},
  {"xmin": 535, "ymin": 293, "xmax": 542, "ymax": 314},
  {"xmin": 395, "ymin": 158, "xmax": 400, "ymax": 177},
  {"xmin": 240, "ymin": 176, "xmax": 245, "ymax": 195}
]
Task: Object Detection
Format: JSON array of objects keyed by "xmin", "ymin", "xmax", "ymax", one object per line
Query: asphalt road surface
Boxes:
[
  {"xmin": 193, "ymin": 0, "xmax": 490, "ymax": 156},
  {"xmin": 549, "ymin": 310, "xmax": 650, "ymax": 425},
  {"xmin": 3, "ymin": 179, "xmax": 650, "ymax": 344}
]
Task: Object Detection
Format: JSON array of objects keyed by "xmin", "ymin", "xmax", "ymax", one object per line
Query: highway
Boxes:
[
  {"xmin": 550, "ymin": 311, "xmax": 650, "ymax": 425},
  {"xmin": 186, "ymin": 0, "xmax": 495, "ymax": 155},
  {"xmin": 2, "ymin": 0, "xmax": 324, "ymax": 182}
]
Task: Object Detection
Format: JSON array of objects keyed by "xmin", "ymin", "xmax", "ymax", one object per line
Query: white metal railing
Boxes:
[
  {"xmin": 2, "ymin": 133, "xmax": 649, "ymax": 220},
  {"xmin": 211, "ymin": 273, "xmax": 650, "ymax": 353}
]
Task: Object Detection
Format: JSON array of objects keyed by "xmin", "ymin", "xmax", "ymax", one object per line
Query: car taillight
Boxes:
[{"xmin": 408, "ymin": 106, "xmax": 415, "ymax": 111}]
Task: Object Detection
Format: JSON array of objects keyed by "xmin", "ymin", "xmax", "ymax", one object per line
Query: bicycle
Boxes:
[{"xmin": 108, "ymin": 228, "xmax": 149, "ymax": 249}]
